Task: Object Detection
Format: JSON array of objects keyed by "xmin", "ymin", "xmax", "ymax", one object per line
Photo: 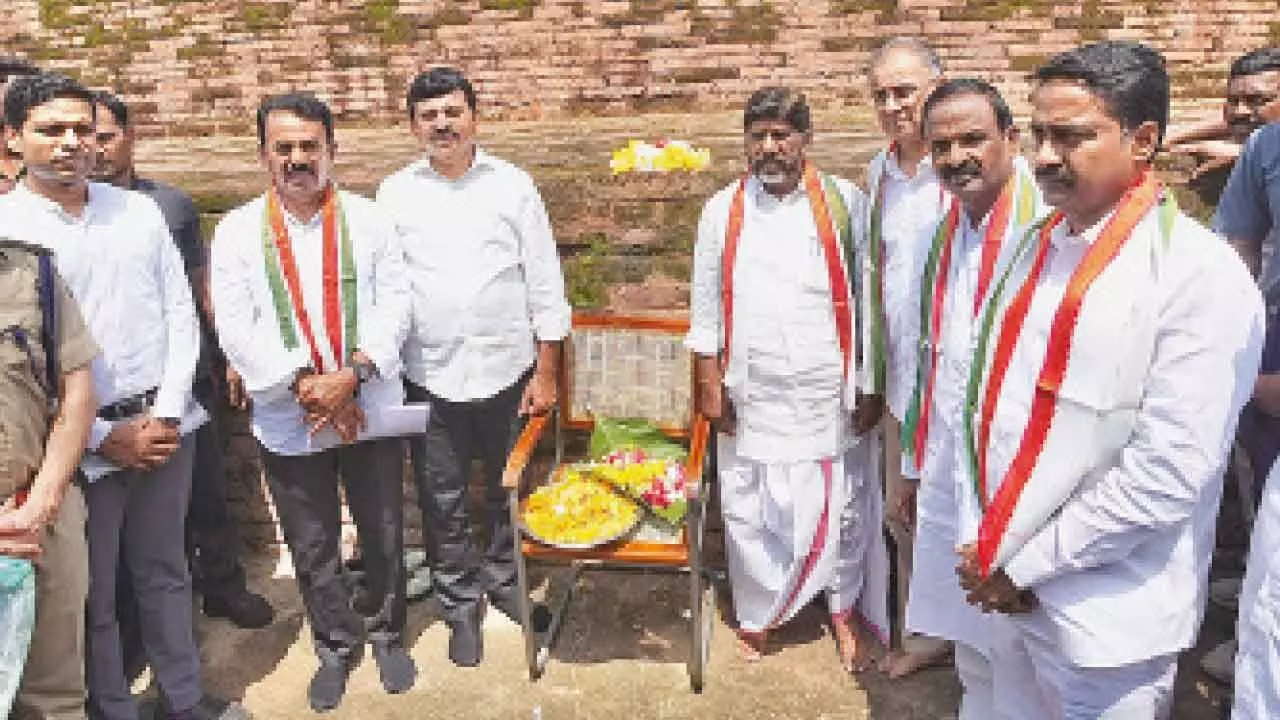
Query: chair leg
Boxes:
[
  {"xmin": 535, "ymin": 562, "xmax": 581, "ymax": 677},
  {"xmin": 511, "ymin": 492, "xmax": 540, "ymax": 680},
  {"xmin": 687, "ymin": 497, "xmax": 710, "ymax": 693}
]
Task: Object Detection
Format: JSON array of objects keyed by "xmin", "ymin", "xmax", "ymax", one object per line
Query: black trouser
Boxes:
[
  {"xmin": 406, "ymin": 372, "xmax": 527, "ymax": 621},
  {"xmin": 186, "ymin": 415, "xmax": 248, "ymax": 597},
  {"xmin": 259, "ymin": 438, "xmax": 407, "ymax": 662}
]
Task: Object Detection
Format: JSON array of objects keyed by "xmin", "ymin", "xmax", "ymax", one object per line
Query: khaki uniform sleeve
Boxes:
[{"xmin": 52, "ymin": 271, "xmax": 99, "ymax": 373}]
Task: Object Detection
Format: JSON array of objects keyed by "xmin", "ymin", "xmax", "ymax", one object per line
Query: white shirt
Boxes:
[
  {"xmin": 376, "ymin": 148, "xmax": 571, "ymax": 402},
  {"xmin": 870, "ymin": 150, "xmax": 947, "ymax": 426},
  {"xmin": 687, "ymin": 175, "xmax": 868, "ymax": 462},
  {"xmin": 209, "ymin": 189, "xmax": 411, "ymax": 456},
  {"xmin": 0, "ymin": 182, "xmax": 206, "ymax": 480},
  {"xmin": 992, "ymin": 207, "xmax": 1263, "ymax": 667}
]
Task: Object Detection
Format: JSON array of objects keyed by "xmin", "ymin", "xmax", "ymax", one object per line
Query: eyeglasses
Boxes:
[{"xmin": 747, "ymin": 128, "xmax": 800, "ymax": 145}]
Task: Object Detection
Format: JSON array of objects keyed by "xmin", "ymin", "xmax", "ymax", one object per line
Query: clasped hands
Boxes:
[
  {"xmin": 955, "ymin": 543, "xmax": 1038, "ymax": 615},
  {"xmin": 100, "ymin": 414, "xmax": 181, "ymax": 471},
  {"xmin": 295, "ymin": 366, "xmax": 366, "ymax": 443}
]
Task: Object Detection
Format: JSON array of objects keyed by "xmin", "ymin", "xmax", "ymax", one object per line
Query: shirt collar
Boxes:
[
  {"xmin": 746, "ymin": 173, "xmax": 808, "ymax": 207},
  {"xmin": 1051, "ymin": 206, "xmax": 1118, "ymax": 249},
  {"xmin": 415, "ymin": 145, "xmax": 495, "ymax": 181},
  {"xmin": 884, "ymin": 149, "xmax": 935, "ymax": 185},
  {"xmin": 11, "ymin": 180, "xmax": 99, "ymax": 223}
]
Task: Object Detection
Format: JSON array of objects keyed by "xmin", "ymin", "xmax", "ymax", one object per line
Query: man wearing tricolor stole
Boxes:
[
  {"xmin": 957, "ymin": 42, "xmax": 1263, "ymax": 717},
  {"xmin": 687, "ymin": 87, "xmax": 888, "ymax": 670},
  {"xmin": 210, "ymin": 94, "xmax": 416, "ymax": 711},
  {"xmin": 902, "ymin": 78, "xmax": 1045, "ymax": 719}
]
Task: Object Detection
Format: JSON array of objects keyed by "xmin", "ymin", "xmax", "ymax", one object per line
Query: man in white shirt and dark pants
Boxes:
[
  {"xmin": 0, "ymin": 74, "xmax": 209, "ymax": 720},
  {"xmin": 210, "ymin": 93, "xmax": 415, "ymax": 711},
  {"xmin": 377, "ymin": 67, "xmax": 570, "ymax": 668}
]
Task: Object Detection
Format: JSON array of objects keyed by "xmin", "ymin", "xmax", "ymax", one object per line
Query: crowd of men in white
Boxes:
[{"xmin": 2, "ymin": 33, "xmax": 1280, "ymax": 720}]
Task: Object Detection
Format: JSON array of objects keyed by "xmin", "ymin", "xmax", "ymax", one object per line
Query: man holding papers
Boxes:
[
  {"xmin": 957, "ymin": 41, "xmax": 1262, "ymax": 717},
  {"xmin": 209, "ymin": 93, "xmax": 415, "ymax": 711}
]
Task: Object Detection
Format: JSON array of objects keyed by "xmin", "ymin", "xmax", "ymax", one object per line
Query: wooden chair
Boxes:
[{"xmin": 502, "ymin": 312, "xmax": 713, "ymax": 692}]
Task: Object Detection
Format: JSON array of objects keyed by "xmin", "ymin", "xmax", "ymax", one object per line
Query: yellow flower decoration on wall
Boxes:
[{"xmin": 610, "ymin": 139, "xmax": 712, "ymax": 174}]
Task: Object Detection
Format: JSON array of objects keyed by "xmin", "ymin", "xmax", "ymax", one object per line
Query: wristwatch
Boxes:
[{"xmin": 352, "ymin": 358, "xmax": 378, "ymax": 385}]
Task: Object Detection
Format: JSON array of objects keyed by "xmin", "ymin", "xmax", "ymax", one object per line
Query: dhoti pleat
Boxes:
[{"xmin": 1234, "ymin": 458, "xmax": 1280, "ymax": 720}]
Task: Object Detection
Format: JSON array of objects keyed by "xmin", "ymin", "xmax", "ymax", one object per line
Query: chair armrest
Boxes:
[
  {"xmin": 684, "ymin": 413, "xmax": 711, "ymax": 502},
  {"xmin": 503, "ymin": 413, "xmax": 551, "ymax": 491}
]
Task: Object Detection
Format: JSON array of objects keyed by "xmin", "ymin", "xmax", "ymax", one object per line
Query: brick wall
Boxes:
[{"xmin": 4, "ymin": 0, "xmax": 1277, "ymax": 136}]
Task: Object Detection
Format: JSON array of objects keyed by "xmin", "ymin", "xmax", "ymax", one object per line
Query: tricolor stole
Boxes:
[
  {"xmin": 961, "ymin": 173, "xmax": 1178, "ymax": 577},
  {"xmin": 260, "ymin": 185, "xmax": 358, "ymax": 373},
  {"xmin": 863, "ymin": 151, "xmax": 891, "ymax": 396},
  {"xmin": 721, "ymin": 163, "xmax": 859, "ymax": 381},
  {"xmin": 902, "ymin": 168, "xmax": 1038, "ymax": 472}
]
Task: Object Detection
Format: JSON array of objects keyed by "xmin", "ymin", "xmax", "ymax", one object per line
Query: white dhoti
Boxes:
[
  {"xmin": 719, "ymin": 433, "xmax": 888, "ymax": 636},
  {"xmin": 988, "ymin": 614, "xmax": 1177, "ymax": 720},
  {"xmin": 1233, "ymin": 459, "xmax": 1280, "ymax": 720}
]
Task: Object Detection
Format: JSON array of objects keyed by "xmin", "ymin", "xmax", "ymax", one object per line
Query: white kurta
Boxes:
[
  {"xmin": 1233, "ymin": 458, "xmax": 1280, "ymax": 720},
  {"xmin": 687, "ymin": 176, "xmax": 887, "ymax": 635}
]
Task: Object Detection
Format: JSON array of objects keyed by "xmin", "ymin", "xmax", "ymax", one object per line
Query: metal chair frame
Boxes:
[{"xmin": 501, "ymin": 313, "xmax": 713, "ymax": 692}]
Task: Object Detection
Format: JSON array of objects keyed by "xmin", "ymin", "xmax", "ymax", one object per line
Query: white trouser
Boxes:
[
  {"xmin": 955, "ymin": 642, "xmax": 995, "ymax": 720},
  {"xmin": 1233, "ymin": 459, "xmax": 1280, "ymax": 719},
  {"xmin": 989, "ymin": 614, "xmax": 1176, "ymax": 720}
]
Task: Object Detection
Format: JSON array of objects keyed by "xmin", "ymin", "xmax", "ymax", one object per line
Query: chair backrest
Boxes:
[{"xmin": 562, "ymin": 313, "xmax": 694, "ymax": 437}]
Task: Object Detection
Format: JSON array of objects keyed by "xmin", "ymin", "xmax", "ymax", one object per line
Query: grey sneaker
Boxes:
[{"xmin": 1200, "ymin": 638, "xmax": 1237, "ymax": 684}]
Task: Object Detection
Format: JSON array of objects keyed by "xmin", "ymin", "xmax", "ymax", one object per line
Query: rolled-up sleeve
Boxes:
[
  {"xmin": 1004, "ymin": 242, "xmax": 1264, "ymax": 588},
  {"xmin": 209, "ymin": 212, "xmax": 309, "ymax": 400},
  {"xmin": 685, "ymin": 195, "xmax": 725, "ymax": 356},
  {"xmin": 516, "ymin": 182, "xmax": 571, "ymax": 341}
]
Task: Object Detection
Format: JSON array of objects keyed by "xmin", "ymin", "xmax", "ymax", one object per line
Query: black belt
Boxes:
[{"xmin": 97, "ymin": 387, "xmax": 158, "ymax": 421}]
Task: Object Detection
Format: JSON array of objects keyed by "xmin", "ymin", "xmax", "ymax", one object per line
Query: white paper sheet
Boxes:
[{"xmin": 306, "ymin": 402, "xmax": 431, "ymax": 450}]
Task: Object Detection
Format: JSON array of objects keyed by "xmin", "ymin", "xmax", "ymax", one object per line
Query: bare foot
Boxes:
[
  {"xmin": 879, "ymin": 643, "xmax": 951, "ymax": 679},
  {"xmin": 833, "ymin": 616, "xmax": 882, "ymax": 673},
  {"xmin": 736, "ymin": 628, "xmax": 767, "ymax": 662}
]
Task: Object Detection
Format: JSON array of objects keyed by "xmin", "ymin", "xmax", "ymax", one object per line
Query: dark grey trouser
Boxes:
[
  {"xmin": 187, "ymin": 416, "xmax": 248, "ymax": 596},
  {"xmin": 85, "ymin": 436, "xmax": 202, "ymax": 720},
  {"xmin": 405, "ymin": 371, "xmax": 527, "ymax": 621},
  {"xmin": 258, "ymin": 437, "xmax": 407, "ymax": 662}
]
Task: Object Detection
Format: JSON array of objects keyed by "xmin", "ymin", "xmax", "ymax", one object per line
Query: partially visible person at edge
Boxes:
[
  {"xmin": 0, "ymin": 73, "xmax": 213, "ymax": 720},
  {"xmin": 210, "ymin": 92, "xmax": 415, "ymax": 712},
  {"xmin": 686, "ymin": 86, "xmax": 889, "ymax": 671},
  {"xmin": 0, "ymin": 243, "xmax": 98, "ymax": 718},
  {"xmin": 1213, "ymin": 119, "xmax": 1280, "ymax": 719},
  {"xmin": 901, "ymin": 77, "xmax": 1047, "ymax": 719},
  {"xmin": 91, "ymin": 92, "xmax": 272, "ymax": 641},
  {"xmin": 376, "ymin": 67, "xmax": 570, "ymax": 668},
  {"xmin": 956, "ymin": 41, "xmax": 1261, "ymax": 718},
  {"xmin": 862, "ymin": 35, "xmax": 953, "ymax": 679},
  {"xmin": 0, "ymin": 56, "xmax": 38, "ymax": 194},
  {"xmin": 1166, "ymin": 47, "xmax": 1280, "ymax": 188}
]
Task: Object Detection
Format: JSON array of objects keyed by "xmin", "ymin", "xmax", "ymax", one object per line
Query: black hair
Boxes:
[
  {"xmin": 256, "ymin": 92, "xmax": 334, "ymax": 146},
  {"xmin": 1230, "ymin": 48, "xmax": 1280, "ymax": 79},
  {"xmin": 0, "ymin": 57, "xmax": 38, "ymax": 84},
  {"xmin": 91, "ymin": 89, "xmax": 129, "ymax": 127},
  {"xmin": 406, "ymin": 67, "xmax": 477, "ymax": 118},
  {"xmin": 743, "ymin": 86, "xmax": 811, "ymax": 134},
  {"xmin": 1033, "ymin": 40, "xmax": 1169, "ymax": 142},
  {"xmin": 3, "ymin": 73, "xmax": 95, "ymax": 130},
  {"xmin": 921, "ymin": 78, "xmax": 1014, "ymax": 133}
]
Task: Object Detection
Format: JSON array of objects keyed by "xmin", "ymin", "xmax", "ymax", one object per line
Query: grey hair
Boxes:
[{"xmin": 868, "ymin": 36, "xmax": 945, "ymax": 77}]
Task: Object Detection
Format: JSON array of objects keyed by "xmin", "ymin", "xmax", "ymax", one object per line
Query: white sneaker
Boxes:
[
  {"xmin": 1200, "ymin": 638, "xmax": 1238, "ymax": 684},
  {"xmin": 1210, "ymin": 577, "xmax": 1243, "ymax": 612}
]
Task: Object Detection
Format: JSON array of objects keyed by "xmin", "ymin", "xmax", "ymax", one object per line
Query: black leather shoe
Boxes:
[
  {"xmin": 204, "ymin": 589, "xmax": 274, "ymax": 629},
  {"xmin": 488, "ymin": 587, "xmax": 552, "ymax": 634},
  {"xmin": 447, "ymin": 603, "xmax": 484, "ymax": 667},
  {"xmin": 372, "ymin": 642, "xmax": 418, "ymax": 694}
]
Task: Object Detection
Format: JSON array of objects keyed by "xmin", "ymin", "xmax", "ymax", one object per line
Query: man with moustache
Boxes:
[
  {"xmin": 376, "ymin": 67, "xmax": 569, "ymax": 667},
  {"xmin": 91, "ymin": 91, "xmax": 272, "ymax": 635},
  {"xmin": 1167, "ymin": 48, "xmax": 1280, "ymax": 191},
  {"xmin": 0, "ymin": 73, "xmax": 211, "ymax": 720},
  {"xmin": 0, "ymin": 57, "xmax": 38, "ymax": 194},
  {"xmin": 902, "ymin": 78, "xmax": 1044, "ymax": 718},
  {"xmin": 210, "ymin": 93, "xmax": 414, "ymax": 711},
  {"xmin": 862, "ymin": 35, "xmax": 952, "ymax": 679},
  {"xmin": 956, "ymin": 41, "xmax": 1262, "ymax": 717},
  {"xmin": 687, "ymin": 86, "xmax": 888, "ymax": 669}
]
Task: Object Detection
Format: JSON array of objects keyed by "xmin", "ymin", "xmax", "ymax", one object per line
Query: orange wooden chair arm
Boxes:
[
  {"xmin": 503, "ymin": 413, "xmax": 550, "ymax": 491},
  {"xmin": 684, "ymin": 413, "xmax": 710, "ymax": 501}
]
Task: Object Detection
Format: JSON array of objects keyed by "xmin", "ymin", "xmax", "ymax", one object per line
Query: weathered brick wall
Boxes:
[{"xmin": 3, "ymin": 0, "xmax": 1277, "ymax": 136}]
